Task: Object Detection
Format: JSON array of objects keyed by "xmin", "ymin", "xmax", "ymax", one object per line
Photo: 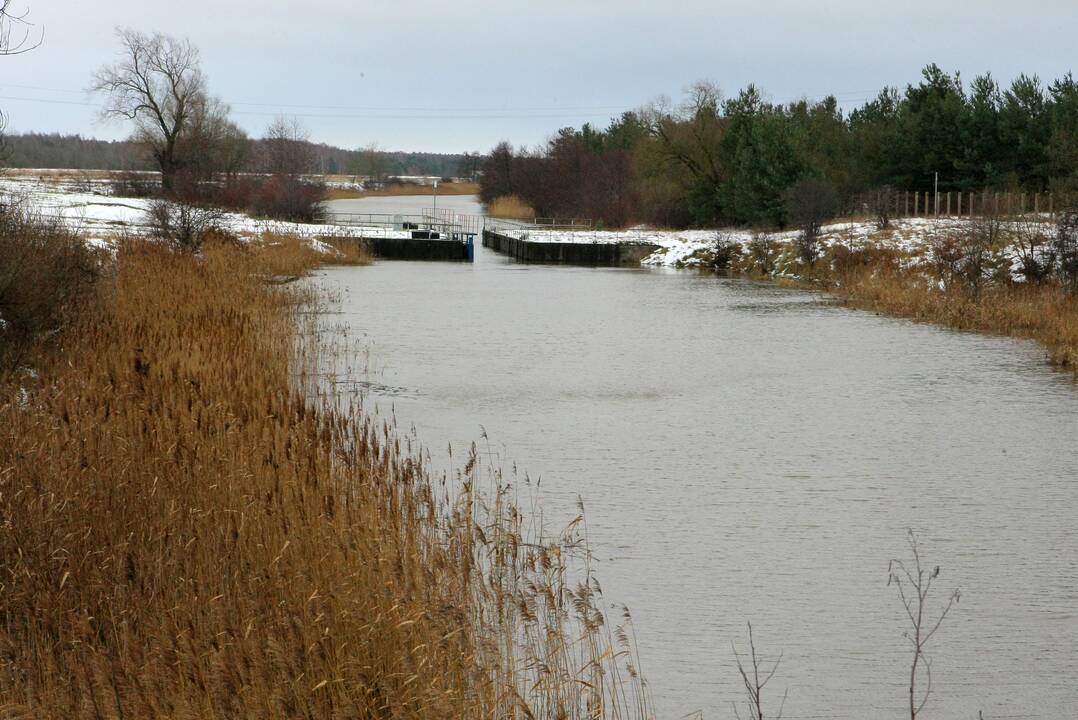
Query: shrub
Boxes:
[
  {"xmin": 0, "ymin": 201, "xmax": 99, "ymax": 372},
  {"xmin": 1055, "ymin": 209, "xmax": 1078, "ymax": 293},
  {"xmin": 109, "ymin": 171, "xmax": 161, "ymax": 198},
  {"xmin": 873, "ymin": 185, "xmax": 896, "ymax": 230},
  {"xmin": 712, "ymin": 232, "xmax": 739, "ymax": 270},
  {"xmin": 746, "ymin": 232, "xmax": 776, "ymax": 275},
  {"xmin": 144, "ymin": 199, "xmax": 225, "ymax": 253},
  {"xmin": 784, "ymin": 177, "xmax": 839, "ymax": 264},
  {"xmin": 249, "ymin": 175, "xmax": 327, "ymax": 223},
  {"xmin": 1011, "ymin": 218, "xmax": 1056, "ymax": 284}
]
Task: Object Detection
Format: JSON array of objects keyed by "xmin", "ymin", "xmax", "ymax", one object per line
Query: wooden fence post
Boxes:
[
  {"xmin": 914, "ymin": 192, "xmax": 919, "ymax": 217},
  {"xmin": 958, "ymin": 191, "xmax": 962, "ymax": 217},
  {"xmin": 925, "ymin": 191, "xmax": 930, "ymax": 217},
  {"xmin": 946, "ymin": 191, "xmax": 951, "ymax": 216},
  {"xmin": 905, "ymin": 191, "xmax": 909, "ymax": 216}
]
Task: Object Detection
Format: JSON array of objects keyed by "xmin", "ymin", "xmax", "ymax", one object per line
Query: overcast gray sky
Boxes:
[{"xmin": 2, "ymin": 1, "xmax": 1076, "ymax": 153}]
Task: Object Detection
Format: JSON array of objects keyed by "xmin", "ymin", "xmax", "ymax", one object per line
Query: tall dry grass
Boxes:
[
  {"xmin": 825, "ymin": 251, "xmax": 1078, "ymax": 370},
  {"xmin": 486, "ymin": 195, "xmax": 535, "ymax": 220},
  {"xmin": 0, "ymin": 239, "xmax": 647, "ymax": 719},
  {"xmin": 324, "ymin": 182, "xmax": 481, "ymax": 201}
]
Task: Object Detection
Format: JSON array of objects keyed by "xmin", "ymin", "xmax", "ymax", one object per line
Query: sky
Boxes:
[{"xmin": 2, "ymin": 1, "xmax": 1076, "ymax": 154}]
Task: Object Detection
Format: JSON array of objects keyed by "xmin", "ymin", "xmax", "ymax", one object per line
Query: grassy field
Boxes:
[{"xmin": 0, "ymin": 224, "xmax": 646, "ymax": 719}]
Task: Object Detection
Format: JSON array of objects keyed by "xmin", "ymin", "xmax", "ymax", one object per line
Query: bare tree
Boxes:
[
  {"xmin": 1, "ymin": 1, "xmax": 42, "ymax": 168},
  {"xmin": 887, "ymin": 530, "xmax": 961, "ymax": 720},
  {"xmin": 261, "ymin": 116, "xmax": 315, "ymax": 176},
  {"xmin": 178, "ymin": 95, "xmax": 249, "ymax": 182},
  {"xmin": 0, "ymin": 110, "xmax": 9, "ymax": 166},
  {"xmin": 0, "ymin": 0, "xmax": 42, "ymax": 56},
  {"xmin": 731, "ymin": 622, "xmax": 787, "ymax": 720},
  {"xmin": 638, "ymin": 81, "xmax": 728, "ymax": 223},
  {"xmin": 91, "ymin": 29, "xmax": 208, "ymax": 192}
]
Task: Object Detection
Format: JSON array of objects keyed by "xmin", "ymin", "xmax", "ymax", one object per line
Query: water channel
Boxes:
[{"xmin": 318, "ymin": 195, "xmax": 1078, "ymax": 719}]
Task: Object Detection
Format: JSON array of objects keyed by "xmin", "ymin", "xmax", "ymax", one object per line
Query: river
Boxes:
[{"xmin": 317, "ymin": 195, "xmax": 1078, "ymax": 719}]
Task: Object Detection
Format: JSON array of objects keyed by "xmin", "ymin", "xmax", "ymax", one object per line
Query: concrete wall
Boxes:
[
  {"xmin": 322, "ymin": 236, "xmax": 472, "ymax": 262},
  {"xmin": 483, "ymin": 231, "xmax": 658, "ymax": 266}
]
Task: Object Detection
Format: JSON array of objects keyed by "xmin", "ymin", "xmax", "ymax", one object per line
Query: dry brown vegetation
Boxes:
[
  {"xmin": 324, "ymin": 182, "xmax": 480, "ymax": 201},
  {"xmin": 827, "ymin": 260, "xmax": 1078, "ymax": 369},
  {"xmin": 248, "ymin": 232, "xmax": 372, "ymax": 278},
  {"xmin": 0, "ymin": 203, "xmax": 100, "ymax": 372},
  {"xmin": 772, "ymin": 222, "xmax": 1075, "ymax": 373},
  {"xmin": 486, "ymin": 195, "xmax": 536, "ymax": 220},
  {"xmin": 0, "ymin": 233, "xmax": 647, "ymax": 719}
]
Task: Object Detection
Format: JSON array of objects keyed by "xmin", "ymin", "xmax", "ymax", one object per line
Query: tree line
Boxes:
[
  {"xmin": 479, "ymin": 65, "xmax": 1078, "ymax": 228},
  {"xmin": 2, "ymin": 131, "xmax": 474, "ymax": 180},
  {"xmin": 0, "ymin": 27, "xmax": 473, "ymax": 183}
]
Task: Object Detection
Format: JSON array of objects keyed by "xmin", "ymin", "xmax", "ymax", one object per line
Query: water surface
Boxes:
[{"xmin": 315, "ymin": 242, "xmax": 1078, "ymax": 720}]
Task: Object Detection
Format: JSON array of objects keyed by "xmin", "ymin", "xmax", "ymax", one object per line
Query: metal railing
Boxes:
[{"xmin": 323, "ymin": 209, "xmax": 482, "ymax": 241}]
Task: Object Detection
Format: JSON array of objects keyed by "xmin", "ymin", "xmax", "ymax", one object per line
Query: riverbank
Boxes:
[
  {"xmin": 492, "ymin": 216, "xmax": 1078, "ymax": 373},
  {"xmin": 0, "ymin": 213, "xmax": 645, "ymax": 718}
]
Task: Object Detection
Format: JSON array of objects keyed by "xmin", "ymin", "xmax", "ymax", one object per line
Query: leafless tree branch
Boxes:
[{"xmin": 888, "ymin": 530, "xmax": 961, "ymax": 720}]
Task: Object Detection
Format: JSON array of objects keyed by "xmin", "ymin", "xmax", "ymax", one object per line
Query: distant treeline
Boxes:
[
  {"xmin": 480, "ymin": 65, "xmax": 1078, "ymax": 228},
  {"xmin": 2, "ymin": 132, "xmax": 474, "ymax": 179}
]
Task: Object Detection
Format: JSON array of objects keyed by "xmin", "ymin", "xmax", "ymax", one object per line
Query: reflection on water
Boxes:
[{"xmin": 315, "ymin": 243, "xmax": 1078, "ymax": 720}]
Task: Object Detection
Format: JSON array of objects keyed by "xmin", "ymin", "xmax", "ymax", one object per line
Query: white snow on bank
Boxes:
[
  {"xmin": 0, "ymin": 174, "xmax": 414, "ymax": 245},
  {"xmin": 489, "ymin": 216, "xmax": 1050, "ymax": 280}
]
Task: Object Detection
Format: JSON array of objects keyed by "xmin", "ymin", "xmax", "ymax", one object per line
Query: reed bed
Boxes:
[
  {"xmin": 248, "ymin": 232, "xmax": 373, "ymax": 278},
  {"xmin": 486, "ymin": 196, "xmax": 536, "ymax": 221},
  {"xmin": 0, "ymin": 239, "xmax": 648, "ymax": 719},
  {"xmin": 823, "ymin": 251, "xmax": 1078, "ymax": 371},
  {"xmin": 324, "ymin": 183, "xmax": 480, "ymax": 201}
]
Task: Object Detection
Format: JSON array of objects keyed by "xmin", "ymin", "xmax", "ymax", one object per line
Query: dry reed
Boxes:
[
  {"xmin": 324, "ymin": 183, "xmax": 480, "ymax": 201},
  {"xmin": 486, "ymin": 196, "xmax": 535, "ymax": 220},
  {"xmin": 824, "ymin": 251, "xmax": 1078, "ymax": 371},
  {"xmin": 0, "ymin": 236, "xmax": 647, "ymax": 719}
]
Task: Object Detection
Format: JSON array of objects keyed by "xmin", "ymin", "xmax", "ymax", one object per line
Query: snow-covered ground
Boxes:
[
  {"xmin": 0, "ymin": 174, "xmax": 414, "ymax": 248},
  {"xmin": 488, "ymin": 216, "xmax": 1051, "ymax": 280}
]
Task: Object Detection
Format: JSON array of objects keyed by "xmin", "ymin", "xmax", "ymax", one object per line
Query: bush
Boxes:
[
  {"xmin": 930, "ymin": 215, "xmax": 1008, "ymax": 294},
  {"xmin": 873, "ymin": 186, "xmax": 896, "ymax": 230},
  {"xmin": 167, "ymin": 175, "xmax": 327, "ymax": 224},
  {"xmin": 1055, "ymin": 209, "xmax": 1078, "ymax": 293},
  {"xmin": 144, "ymin": 199, "xmax": 225, "ymax": 253},
  {"xmin": 784, "ymin": 178, "xmax": 839, "ymax": 264},
  {"xmin": 712, "ymin": 232, "xmax": 739, "ymax": 270},
  {"xmin": 746, "ymin": 232, "xmax": 776, "ymax": 275},
  {"xmin": 109, "ymin": 172, "xmax": 161, "ymax": 198},
  {"xmin": 248, "ymin": 175, "xmax": 326, "ymax": 223},
  {"xmin": 0, "ymin": 201, "xmax": 99, "ymax": 372},
  {"xmin": 1011, "ymin": 218, "xmax": 1056, "ymax": 284}
]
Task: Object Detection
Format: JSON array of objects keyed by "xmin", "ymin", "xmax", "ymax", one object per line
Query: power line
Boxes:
[{"xmin": 1, "ymin": 82, "xmax": 882, "ymax": 117}]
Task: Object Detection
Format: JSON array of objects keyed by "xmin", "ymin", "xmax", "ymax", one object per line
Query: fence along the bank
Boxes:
[{"xmin": 877, "ymin": 189, "xmax": 1059, "ymax": 219}]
